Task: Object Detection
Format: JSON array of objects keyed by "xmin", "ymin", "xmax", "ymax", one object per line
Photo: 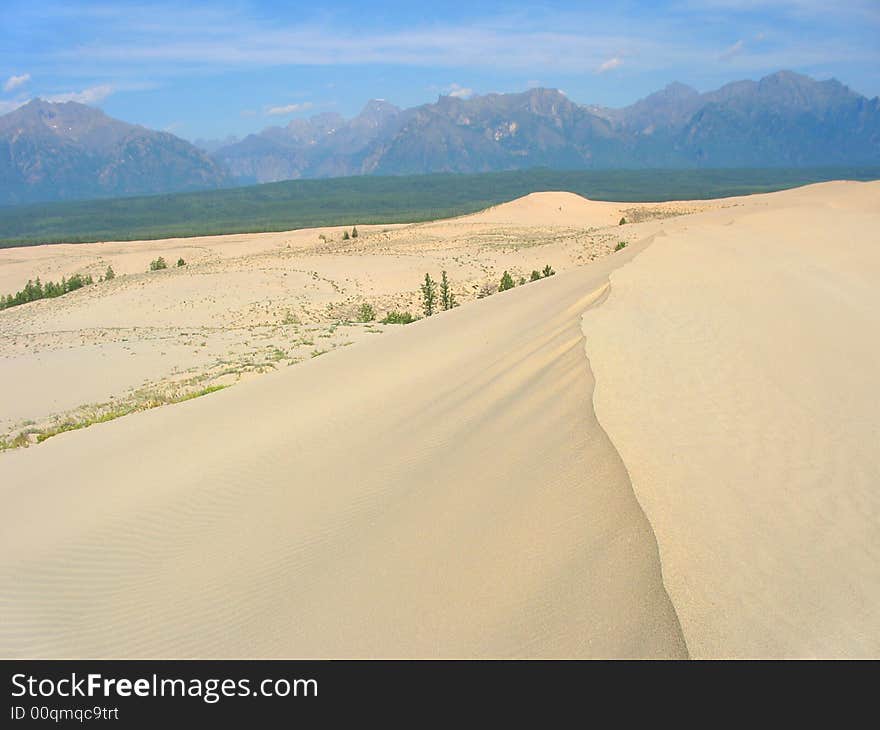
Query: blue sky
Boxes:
[{"xmin": 2, "ymin": 1, "xmax": 878, "ymax": 141}]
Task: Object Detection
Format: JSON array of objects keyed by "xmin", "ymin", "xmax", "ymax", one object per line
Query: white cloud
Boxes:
[
  {"xmin": 446, "ymin": 83, "xmax": 473, "ymax": 98},
  {"xmin": 21, "ymin": 2, "xmax": 880, "ymax": 90},
  {"xmin": 596, "ymin": 57, "xmax": 622, "ymax": 74},
  {"xmin": 719, "ymin": 39, "xmax": 746, "ymax": 61},
  {"xmin": 46, "ymin": 84, "xmax": 114, "ymax": 104},
  {"xmin": 3, "ymin": 73, "xmax": 31, "ymax": 92},
  {"xmin": 265, "ymin": 101, "xmax": 313, "ymax": 116}
]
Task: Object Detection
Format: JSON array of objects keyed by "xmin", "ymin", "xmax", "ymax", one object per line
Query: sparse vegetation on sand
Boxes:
[
  {"xmin": 615, "ymin": 241, "xmax": 628, "ymax": 251},
  {"xmin": 149, "ymin": 256, "xmax": 168, "ymax": 271},
  {"xmin": 358, "ymin": 302, "xmax": 376, "ymax": 322},
  {"xmin": 1, "ymin": 273, "xmax": 94, "ymax": 310},
  {"xmin": 382, "ymin": 310, "xmax": 417, "ymax": 324},
  {"xmin": 0, "ymin": 385, "xmax": 228, "ymax": 451}
]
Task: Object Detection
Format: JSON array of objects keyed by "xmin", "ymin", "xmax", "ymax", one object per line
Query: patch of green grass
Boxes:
[
  {"xmin": 4, "ymin": 385, "xmax": 230, "ymax": 450},
  {"xmin": 381, "ymin": 310, "xmax": 417, "ymax": 324}
]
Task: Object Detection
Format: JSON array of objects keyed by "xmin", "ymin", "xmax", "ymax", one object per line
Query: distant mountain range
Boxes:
[
  {"xmin": 0, "ymin": 100, "xmax": 229, "ymax": 205},
  {"xmin": 213, "ymin": 71, "xmax": 880, "ymax": 182},
  {"xmin": 1, "ymin": 71, "xmax": 878, "ymax": 204}
]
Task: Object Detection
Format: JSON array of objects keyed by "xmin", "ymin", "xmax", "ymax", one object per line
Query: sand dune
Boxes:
[
  {"xmin": 0, "ymin": 240, "xmax": 686, "ymax": 658},
  {"xmin": 1, "ymin": 180, "xmax": 877, "ymax": 658},
  {"xmin": 582, "ymin": 180, "xmax": 880, "ymax": 658},
  {"xmin": 0, "ymin": 192, "xmax": 681, "ymax": 441},
  {"xmin": 461, "ymin": 191, "xmax": 625, "ymax": 226}
]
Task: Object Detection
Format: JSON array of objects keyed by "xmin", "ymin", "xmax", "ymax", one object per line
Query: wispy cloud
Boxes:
[
  {"xmin": 596, "ymin": 57, "xmax": 623, "ymax": 74},
  {"xmin": 13, "ymin": 1, "xmax": 876, "ymax": 83},
  {"xmin": 3, "ymin": 73, "xmax": 31, "ymax": 92},
  {"xmin": 719, "ymin": 39, "xmax": 745, "ymax": 61},
  {"xmin": 46, "ymin": 84, "xmax": 114, "ymax": 104},
  {"xmin": 265, "ymin": 101, "xmax": 313, "ymax": 116}
]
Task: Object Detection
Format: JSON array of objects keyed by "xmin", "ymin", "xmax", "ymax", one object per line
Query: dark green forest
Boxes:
[{"xmin": 1, "ymin": 167, "xmax": 877, "ymax": 249}]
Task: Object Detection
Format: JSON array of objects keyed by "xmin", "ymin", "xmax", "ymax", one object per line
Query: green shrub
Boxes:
[
  {"xmin": 619, "ymin": 217, "xmax": 626, "ymax": 225},
  {"xmin": 351, "ymin": 226, "xmax": 358, "ymax": 238},
  {"xmin": 104, "ymin": 265, "xmax": 115, "ymax": 280},
  {"xmin": 530, "ymin": 270, "xmax": 542, "ymax": 282},
  {"xmin": 615, "ymin": 241, "xmax": 627, "ymax": 251},
  {"xmin": 149, "ymin": 257, "xmax": 168, "ymax": 271},
  {"xmin": 542, "ymin": 264, "xmax": 555, "ymax": 277},
  {"xmin": 176, "ymin": 257, "xmax": 186, "ymax": 267},
  {"xmin": 382, "ymin": 310, "xmax": 416, "ymax": 324},
  {"xmin": 358, "ymin": 302, "xmax": 376, "ymax": 322},
  {"xmin": 499, "ymin": 271, "xmax": 515, "ymax": 291},
  {"xmin": 342, "ymin": 229, "xmax": 350, "ymax": 240}
]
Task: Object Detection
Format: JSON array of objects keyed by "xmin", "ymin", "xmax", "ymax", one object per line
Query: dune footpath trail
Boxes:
[
  {"xmin": 581, "ymin": 181, "xmax": 880, "ymax": 658},
  {"xmin": 0, "ymin": 239, "xmax": 687, "ymax": 658}
]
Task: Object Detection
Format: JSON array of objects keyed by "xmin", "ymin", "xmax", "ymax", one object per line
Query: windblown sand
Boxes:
[
  {"xmin": 0, "ymin": 181, "xmax": 877, "ymax": 657},
  {"xmin": 581, "ymin": 181, "xmax": 880, "ymax": 658}
]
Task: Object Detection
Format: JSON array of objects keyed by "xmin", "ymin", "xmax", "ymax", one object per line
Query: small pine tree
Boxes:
[
  {"xmin": 105, "ymin": 265, "xmax": 115, "ymax": 280},
  {"xmin": 351, "ymin": 226, "xmax": 358, "ymax": 238},
  {"xmin": 342, "ymin": 230, "xmax": 350, "ymax": 241},
  {"xmin": 619, "ymin": 217, "xmax": 626, "ymax": 225},
  {"xmin": 542, "ymin": 264, "xmax": 555, "ymax": 278},
  {"xmin": 530, "ymin": 270, "xmax": 542, "ymax": 282},
  {"xmin": 177, "ymin": 258, "xmax": 186, "ymax": 267},
  {"xmin": 421, "ymin": 273, "xmax": 437, "ymax": 317},
  {"xmin": 440, "ymin": 270, "xmax": 456, "ymax": 310},
  {"xmin": 499, "ymin": 271, "xmax": 515, "ymax": 291}
]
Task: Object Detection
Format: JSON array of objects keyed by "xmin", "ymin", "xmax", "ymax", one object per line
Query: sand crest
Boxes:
[
  {"xmin": 0, "ymin": 241, "xmax": 686, "ymax": 658},
  {"xmin": 581, "ymin": 180, "xmax": 880, "ymax": 658}
]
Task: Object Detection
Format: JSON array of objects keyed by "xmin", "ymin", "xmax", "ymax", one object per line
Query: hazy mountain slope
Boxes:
[
  {"xmin": 0, "ymin": 100, "xmax": 229, "ymax": 204},
  {"xmin": 214, "ymin": 103, "xmax": 402, "ymax": 182}
]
